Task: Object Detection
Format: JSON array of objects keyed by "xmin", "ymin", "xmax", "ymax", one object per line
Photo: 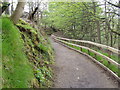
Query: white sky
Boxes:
[
  {"xmin": 7, "ymin": 0, "xmax": 118, "ymax": 2},
  {"xmin": 6, "ymin": 0, "xmax": 119, "ymax": 13}
]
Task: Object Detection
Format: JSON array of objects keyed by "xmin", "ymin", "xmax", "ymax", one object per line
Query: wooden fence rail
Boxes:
[
  {"xmin": 52, "ymin": 35, "xmax": 120, "ymax": 82},
  {"xmin": 53, "ymin": 35, "xmax": 120, "ymax": 55}
]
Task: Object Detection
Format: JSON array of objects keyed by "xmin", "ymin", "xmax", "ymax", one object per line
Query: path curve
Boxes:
[{"xmin": 50, "ymin": 38, "xmax": 118, "ymax": 88}]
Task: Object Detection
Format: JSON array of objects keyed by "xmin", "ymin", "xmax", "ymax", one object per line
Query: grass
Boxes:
[
  {"xmin": 2, "ymin": 17, "xmax": 34, "ymax": 88},
  {"xmin": 95, "ymin": 49, "xmax": 119, "ymax": 63},
  {"xmin": 1, "ymin": 17, "xmax": 54, "ymax": 88},
  {"xmin": 60, "ymin": 40, "xmax": 120, "ymax": 77}
]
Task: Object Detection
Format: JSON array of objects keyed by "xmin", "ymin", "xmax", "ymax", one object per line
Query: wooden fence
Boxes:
[{"xmin": 52, "ymin": 35, "xmax": 120, "ymax": 82}]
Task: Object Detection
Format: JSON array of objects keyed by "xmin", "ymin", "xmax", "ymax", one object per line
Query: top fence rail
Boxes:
[{"xmin": 52, "ymin": 35, "xmax": 120, "ymax": 55}]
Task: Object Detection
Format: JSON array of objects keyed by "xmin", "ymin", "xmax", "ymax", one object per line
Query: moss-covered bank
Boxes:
[{"xmin": 2, "ymin": 17, "xmax": 54, "ymax": 88}]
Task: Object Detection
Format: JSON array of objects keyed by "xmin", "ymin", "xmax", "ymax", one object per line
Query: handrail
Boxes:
[
  {"xmin": 52, "ymin": 35, "xmax": 120, "ymax": 81},
  {"xmin": 55, "ymin": 38, "xmax": 120, "ymax": 67},
  {"xmin": 52, "ymin": 35, "xmax": 120, "ymax": 55}
]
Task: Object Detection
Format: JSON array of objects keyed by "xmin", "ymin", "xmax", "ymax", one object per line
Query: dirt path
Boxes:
[{"xmin": 50, "ymin": 38, "xmax": 118, "ymax": 88}]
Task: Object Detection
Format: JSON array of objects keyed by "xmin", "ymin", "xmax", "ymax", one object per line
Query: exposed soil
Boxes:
[{"xmin": 50, "ymin": 38, "xmax": 118, "ymax": 88}]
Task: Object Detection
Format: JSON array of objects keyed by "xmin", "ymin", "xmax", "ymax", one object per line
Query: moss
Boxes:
[
  {"xmin": 17, "ymin": 19, "xmax": 54, "ymax": 87},
  {"xmin": 16, "ymin": 22, "xmax": 37, "ymax": 35}
]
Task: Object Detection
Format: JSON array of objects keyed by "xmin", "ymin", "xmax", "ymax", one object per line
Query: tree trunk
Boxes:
[
  {"xmin": 10, "ymin": 1, "xmax": 26, "ymax": 24},
  {"xmin": 118, "ymin": 1, "xmax": 120, "ymax": 50},
  {"xmin": 104, "ymin": 0, "xmax": 109, "ymax": 45},
  {"xmin": 97, "ymin": 21, "xmax": 101, "ymax": 43}
]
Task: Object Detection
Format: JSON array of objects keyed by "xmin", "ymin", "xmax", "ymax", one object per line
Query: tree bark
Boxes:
[
  {"xmin": 10, "ymin": 1, "xmax": 26, "ymax": 24},
  {"xmin": 97, "ymin": 21, "xmax": 101, "ymax": 43},
  {"xmin": 104, "ymin": 0, "xmax": 109, "ymax": 45},
  {"xmin": 118, "ymin": 1, "xmax": 120, "ymax": 50}
]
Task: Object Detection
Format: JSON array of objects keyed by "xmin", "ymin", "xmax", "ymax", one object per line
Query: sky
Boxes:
[
  {"xmin": 6, "ymin": 0, "xmax": 119, "ymax": 14},
  {"xmin": 7, "ymin": 0, "xmax": 118, "ymax": 2}
]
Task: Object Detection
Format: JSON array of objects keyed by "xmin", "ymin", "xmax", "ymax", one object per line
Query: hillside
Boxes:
[{"xmin": 2, "ymin": 17, "xmax": 54, "ymax": 88}]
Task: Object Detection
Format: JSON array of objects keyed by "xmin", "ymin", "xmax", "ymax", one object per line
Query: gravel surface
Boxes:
[{"xmin": 50, "ymin": 38, "xmax": 118, "ymax": 88}]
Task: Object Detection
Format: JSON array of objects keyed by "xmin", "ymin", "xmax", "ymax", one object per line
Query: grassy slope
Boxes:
[
  {"xmin": 2, "ymin": 17, "xmax": 54, "ymax": 88},
  {"xmin": 2, "ymin": 17, "xmax": 34, "ymax": 88}
]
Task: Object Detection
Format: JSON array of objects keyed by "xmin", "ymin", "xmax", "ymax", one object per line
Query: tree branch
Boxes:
[
  {"xmin": 0, "ymin": 2, "xmax": 10, "ymax": 16},
  {"xmin": 106, "ymin": 12, "xmax": 120, "ymax": 16},
  {"xmin": 107, "ymin": 1, "xmax": 120, "ymax": 8},
  {"xmin": 111, "ymin": 30, "xmax": 120, "ymax": 36}
]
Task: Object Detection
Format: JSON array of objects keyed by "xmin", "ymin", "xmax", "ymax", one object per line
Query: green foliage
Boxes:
[
  {"xmin": 42, "ymin": 2, "xmax": 102, "ymax": 39},
  {"xmin": 38, "ymin": 43, "xmax": 48, "ymax": 53},
  {"xmin": 43, "ymin": 2, "xmax": 118, "ymax": 48},
  {"xmin": 17, "ymin": 23, "xmax": 34, "ymax": 30},
  {"xmin": 2, "ymin": 17, "xmax": 34, "ymax": 88},
  {"xmin": 34, "ymin": 66, "xmax": 53, "ymax": 87},
  {"xmin": 16, "ymin": 19, "xmax": 37, "ymax": 35}
]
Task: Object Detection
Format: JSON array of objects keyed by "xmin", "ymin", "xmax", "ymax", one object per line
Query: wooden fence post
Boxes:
[
  {"xmin": 94, "ymin": 53, "xmax": 97, "ymax": 59},
  {"xmin": 88, "ymin": 49, "xmax": 90, "ymax": 55},
  {"xmin": 80, "ymin": 47, "xmax": 82, "ymax": 51}
]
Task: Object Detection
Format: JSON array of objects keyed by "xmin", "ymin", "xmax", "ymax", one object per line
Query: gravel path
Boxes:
[{"xmin": 50, "ymin": 38, "xmax": 118, "ymax": 88}]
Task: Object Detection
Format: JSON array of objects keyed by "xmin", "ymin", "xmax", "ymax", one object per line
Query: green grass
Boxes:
[
  {"xmin": 89, "ymin": 51, "xmax": 95, "ymax": 58},
  {"xmin": 111, "ymin": 55, "xmax": 119, "ymax": 63},
  {"xmin": 96, "ymin": 49, "xmax": 119, "ymax": 63},
  {"xmin": 2, "ymin": 17, "xmax": 34, "ymax": 88}
]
